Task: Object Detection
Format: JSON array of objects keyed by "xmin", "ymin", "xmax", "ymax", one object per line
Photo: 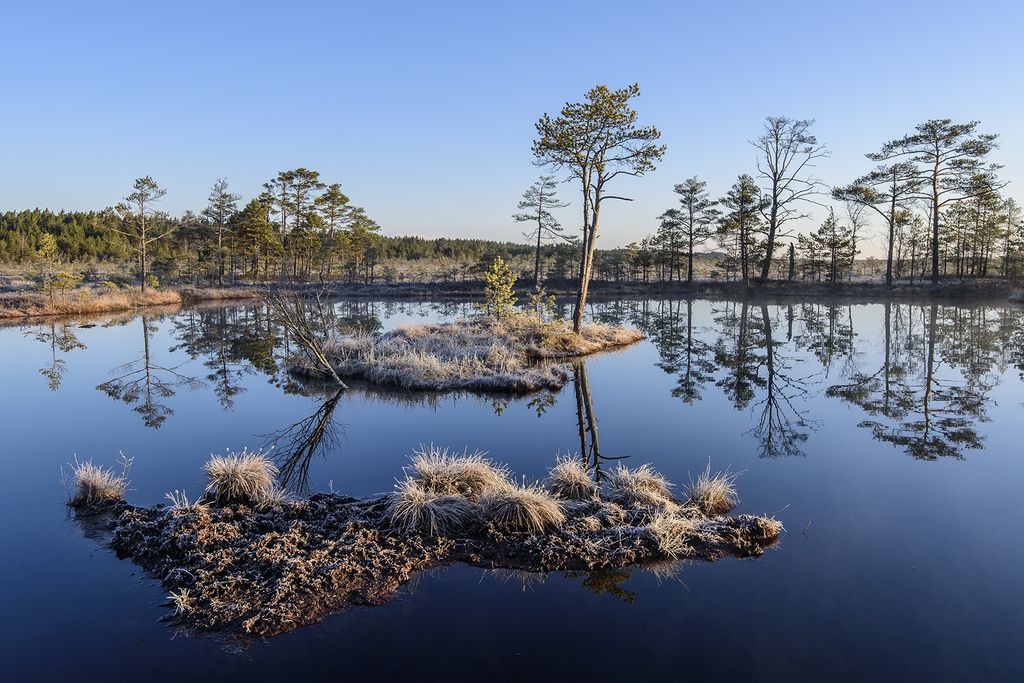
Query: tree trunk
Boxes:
[
  {"xmin": 573, "ymin": 198, "xmax": 599, "ymax": 334},
  {"xmin": 534, "ymin": 227, "xmax": 542, "ymax": 286},
  {"xmin": 140, "ymin": 212, "xmax": 148, "ymax": 291},
  {"xmin": 931, "ymin": 167, "xmax": 940, "ymax": 284}
]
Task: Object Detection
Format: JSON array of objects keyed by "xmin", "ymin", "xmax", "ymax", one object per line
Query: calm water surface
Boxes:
[{"xmin": 2, "ymin": 297, "xmax": 1023, "ymax": 681}]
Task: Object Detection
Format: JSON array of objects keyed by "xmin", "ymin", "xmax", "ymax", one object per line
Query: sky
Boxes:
[{"xmin": 2, "ymin": 0, "xmax": 1022, "ymax": 256}]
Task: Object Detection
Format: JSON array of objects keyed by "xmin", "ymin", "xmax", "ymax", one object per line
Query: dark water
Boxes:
[{"xmin": 2, "ymin": 298, "xmax": 1023, "ymax": 681}]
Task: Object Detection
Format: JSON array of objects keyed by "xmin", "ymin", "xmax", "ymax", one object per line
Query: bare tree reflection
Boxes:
[
  {"xmin": 261, "ymin": 388, "xmax": 346, "ymax": 493},
  {"xmin": 751, "ymin": 304, "xmax": 812, "ymax": 458}
]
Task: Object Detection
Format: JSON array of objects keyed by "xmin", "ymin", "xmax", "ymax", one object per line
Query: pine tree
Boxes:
[
  {"xmin": 673, "ymin": 176, "xmax": 719, "ymax": 284},
  {"xmin": 482, "ymin": 256, "xmax": 517, "ymax": 318},
  {"xmin": 513, "ymin": 175, "xmax": 568, "ymax": 285},
  {"xmin": 717, "ymin": 175, "xmax": 765, "ymax": 284},
  {"xmin": 202, "ymin": 178, "xmax": 240, "ymax": 285}
]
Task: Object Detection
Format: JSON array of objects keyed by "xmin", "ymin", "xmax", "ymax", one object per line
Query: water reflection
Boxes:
[
  {"xmin": 626, "ymin": 298, "xmax": 1021, "ymax": 460},
  {"xmin": 572, "ymin": 360, "xmax": 626, "ymax": 481},
  {"xmin": 825, "ymin": 303, "xmax": 992, "ymax": 460},
  {"xmin": 262, "ymin": 388, "xmax": 345, "ymax": 493},
  {"xmin": 96, "ymin": 316, "xmax": 204, "ymax": 428},
  {"xmin": 25, "ymin": 321, "xmax": 86, "ymax": 391},
  {"xmin": 15, "ymin": 297, "xmax": 1023, "ymax": 462}
]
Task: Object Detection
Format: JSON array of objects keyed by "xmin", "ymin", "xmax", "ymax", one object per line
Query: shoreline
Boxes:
[{"xmin": 2, "ymin": 278, "xmax": 1021, "ymax": 321}]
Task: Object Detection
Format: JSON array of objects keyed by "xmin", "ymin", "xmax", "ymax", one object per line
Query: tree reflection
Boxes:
[
  {"xmin": 647, "ymin": 299, "xmax": 716, "ymax": 404},
  {"xmin": 261, "ymin": 388, "xmax": 345, "ymax": 493},
  {"xmin": 827, "ymin": 303, "xmax": 993, "ymax": 460},
  {"xmin": 171, "ymin": 308, "xmax": 257, "ymax": 410},
  {"xmin": 97, "ymin": 316, "xmax": 203, "ymax": 428},
  {"xmin": 752, "ymin": 304, "xmax": 812, "ymax": 458},
  {"xmin": 27, "ymin": 321, "xmax": 85, "ymax": 391},
  {"xmin": 633, "ymin": 296, "xmax": 1006, "ymax": 460},
  {"xmin": 571, "ymin": 360, "xmax": 627, "ymax": 482}
]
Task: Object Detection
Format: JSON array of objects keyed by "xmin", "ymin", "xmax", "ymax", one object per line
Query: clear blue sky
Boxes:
[{"xmin": 2, "ymin": 0, "xmax": 1021, "ymax": 255}]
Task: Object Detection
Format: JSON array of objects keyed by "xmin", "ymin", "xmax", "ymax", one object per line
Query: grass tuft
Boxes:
[
  {"xmin": 66, "ymin": 456, "xmax": 131, "ymax": 508},
  {"xmin": 685, "ymin": 462, "xmax": 740, "ymax": 515},
  {"xmin": 647, "ymin": 511, "xmax": 700, "ymax": 559},
  {"xmin": 546, "ymin": 454, "xmax": 598, "ymax": 501},
  {"xmin": 203, "ymin": 448, "xmax": 284, "ymax": 508},
  {"xmin": 480, "ymin": 480, "xmax": 565, "ymax": 534},
  {"xmin": 407, "ymin": 445, "xmax": 510, "ymax": 500},
  {"xmin": 604, "ymin": 463, "xmax": 675, "ymax": 508},
  {"xmin": 386, "ymin": 478, "xmax": 479, "ymax": 536}
]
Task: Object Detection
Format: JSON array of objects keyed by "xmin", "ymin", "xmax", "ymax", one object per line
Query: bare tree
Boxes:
[
  {"xmin": 264, "ymin": 290, "xmax": 347, "ymax": 387},
  {"xmin": 752, "ymin": 117, "xmax": 830, "ymax": 280}
]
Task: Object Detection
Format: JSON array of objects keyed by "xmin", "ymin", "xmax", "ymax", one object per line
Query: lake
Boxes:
[{"xmin": 2, "ymin": 297, "xmax": 1023, "ymax": 681}]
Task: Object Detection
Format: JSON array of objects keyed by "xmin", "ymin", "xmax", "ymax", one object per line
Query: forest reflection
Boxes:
[
  {"xmin": 18, "ymin": 298, "xmax": 1024, "ymax": 463},
  {"xmin": 626, "ymin": 299, "xmax": 1021, "ymax": 460}
]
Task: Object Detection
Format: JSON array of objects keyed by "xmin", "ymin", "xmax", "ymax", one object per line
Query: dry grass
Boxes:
[
  {"xmin": 604, "ymin": 464, "xmax": 676, "ymax": 509},
  {"xmin": 480, "ymin": 480, "xmax": 565, "ymax": 534},
  {"xmin": 164, "ymin": 489, "xmax": 205, "ymax": 512},
  {"xmin": 685, "ymin": 462, "xmax": 740, "ymax": 515},
  {"xmin": 320, "ymin": 315, "xmax": 642, "ymax": 392},
  {"xmin": 406, "ymin": 445, "xmax": 510, "ymax": 499},
  {"xmin": 203, "ymin": 448, "xmax": 284, "ymax": 508},
  {"xmin": 386, "ymin": 478, "xmax": 479, "ymax": 535},
  {"xmin": 81, "ymin": 449, "xmax": 784, "ymax": 638},
  {"xmin": 0, "ymin": 286, "xmax": 258, "ymax": 320},
  {"xmin": 546, "ymin": 454, "xmax": 598, "ymax": 501},
  {"xmin": 66, "ymin": 456, "xmax": 130, "ymax": 508},
  {"xmin": 647, "ymin": 511, "xmax": 700, "ymax": 559},
  {"xmin": 168, "ymin": 588, "xmax": 194, "ymax": 616}
]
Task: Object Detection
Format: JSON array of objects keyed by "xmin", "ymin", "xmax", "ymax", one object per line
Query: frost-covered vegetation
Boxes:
[
  {"xmin": 314, "ymin": 316, "xmax": 644, "ymax": 392},
  {"xmin": 0, "ymin": 285, "xmax": 257, "ymax": 319},
  {"xmin": 71, "ymin": 448, "xmax": 782, "ymax": 639}
]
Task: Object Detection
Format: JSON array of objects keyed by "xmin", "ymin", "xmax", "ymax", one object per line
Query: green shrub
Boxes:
[
  {"xmin": 481, "ymin": 256, "xmax": 517, "ymax": 319},
  {"xmin": 41, "ymin": 271, "xmax": 84, "ymax": 304}
]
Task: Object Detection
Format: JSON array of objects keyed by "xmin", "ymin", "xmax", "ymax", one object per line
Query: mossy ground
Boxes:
[{"xmin": 76, "ymin": 453, "xmax": 781, "ymax": 641}]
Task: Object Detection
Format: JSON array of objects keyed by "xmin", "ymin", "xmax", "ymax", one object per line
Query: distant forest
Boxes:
[{"xmin": 3, "ymin": 110, "xmax": 1023, "ymax": 290}]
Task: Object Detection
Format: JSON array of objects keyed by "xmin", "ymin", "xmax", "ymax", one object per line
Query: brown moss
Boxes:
[{"xmin": 75, "ymin": 456, "xmax": 781, "ymax": 641}]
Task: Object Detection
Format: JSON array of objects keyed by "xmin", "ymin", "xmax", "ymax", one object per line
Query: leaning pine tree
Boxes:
[{"xmin": 532, "ymin": 84, "xmax": 665, "ymax": 333}]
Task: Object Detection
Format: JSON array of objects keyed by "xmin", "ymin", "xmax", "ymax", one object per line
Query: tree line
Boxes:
[
  {"xmin": 4, "ymin": 88, "xmax": 1022, "ymax": 304},
  {"xmin": 534, "ymin": 114, "xmax": 1020, "ymax": 289}
]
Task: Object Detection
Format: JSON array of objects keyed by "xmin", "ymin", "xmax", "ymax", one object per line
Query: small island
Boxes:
[{"xmin": 68, "ymin": 447, "xmax": 781, "ymax": 639}]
